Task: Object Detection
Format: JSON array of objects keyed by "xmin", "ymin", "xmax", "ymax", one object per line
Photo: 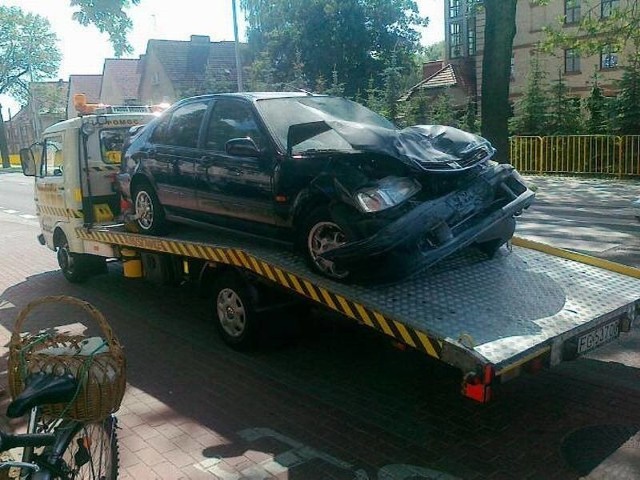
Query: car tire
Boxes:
[
  {"xmin": 211, "ymin": 271, "xmax": 260, "ymax": 350},
  {"xmin": 132, "ymin": 182, "xmax": 168, "ymax": 235},
  {"xmin": 300, "ymin": 207, "xmax": 352, "ymax": 280}
]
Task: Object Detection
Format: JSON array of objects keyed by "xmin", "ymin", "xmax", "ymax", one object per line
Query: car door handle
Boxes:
[{"xmin": 226, "ymin": 167, "xmax": 243, "ymax": 176}]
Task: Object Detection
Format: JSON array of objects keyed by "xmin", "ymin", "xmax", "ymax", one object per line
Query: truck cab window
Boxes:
[
  {"xmin": 99, "ymin": 129, "xmax": 127, "ymax": 164},
  {"xmin": 42, "ymin": 136, "xmax": 64, "ymax": 177}
]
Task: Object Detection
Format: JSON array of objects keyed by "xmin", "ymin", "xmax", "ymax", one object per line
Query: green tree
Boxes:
[
  {"xmin": 613, "ymin": 52, "xmax": 640, "ymax": 135},
  {"xmin": 510, "ymin": 53, "xmax": 549, "ymax": 135},
  {"xmin": 240, "ymin": 0, "xmax": 427, "ymax": 96},
  {"xmin": 585, "ymin": 78, "xmax": 609, "ymax": 134},
  {"xmin": 405, "ymin": 91, "xmax": 430, "ymax": 126},
  {"xmin": 324, "ymin": 68, "xmax": 346, "ymax": 97},
  {"xmin": 420, "ymin": 41, "xmax": 445, "ymax": 62},
  {"xmin": 548, "ymin": 70, "xmax": 583, "ymax": 135},
  {"xmin": 381, "ymin": 56, "xmax": 403, "ymax": 121},
  {"xmin": 430, "ymin": 91, "xmax": 457, "ymax": 127},
  {"xmin": 0, "ymin": 5, "xmax": 61, "ymax": 167},
  {"xmin": 70, "ymin": 0, "xmax": 141, "ymax": 56},
  {"xmin": 481, "ymin": 0, "xmax": 518, "ymax": 162}
]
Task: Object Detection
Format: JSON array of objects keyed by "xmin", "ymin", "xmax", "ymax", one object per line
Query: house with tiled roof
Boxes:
[
  {"xmin": 401, "ymin": 61, "xmax": 475, "ymax": 106},
  {"xmin": 138, "ymin": 35, "xmax": 238, "ymax": 105},
  {"xmin": 100, "ymin": 58, "xmax": 142, "ymax": 106},
  {"xmin": 67, "ymin": 74, "xmax": 102, "ymax": 118},
  {"xmin": 5, "ymin": 80, "xmax": 68, "ymax": 153}
]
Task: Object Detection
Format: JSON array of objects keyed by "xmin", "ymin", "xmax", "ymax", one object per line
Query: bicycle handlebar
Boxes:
[{"xmin": 0, "ymin": 430, "xmax": 56, "ymax": 451}]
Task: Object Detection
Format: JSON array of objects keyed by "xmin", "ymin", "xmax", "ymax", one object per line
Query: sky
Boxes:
[{"xmin": 0, "ymin": 0, "xmax": 445, "ymax": 118}]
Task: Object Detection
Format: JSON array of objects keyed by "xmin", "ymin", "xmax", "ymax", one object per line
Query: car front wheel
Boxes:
[{"xmin": 302, "ymin": 208, "xmax": 351, "ymax": 280}]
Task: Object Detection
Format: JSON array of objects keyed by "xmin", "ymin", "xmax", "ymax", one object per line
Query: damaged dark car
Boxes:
[{"xmin": 118, "ymin": 92, "xmax": 534, "ymax": 282}]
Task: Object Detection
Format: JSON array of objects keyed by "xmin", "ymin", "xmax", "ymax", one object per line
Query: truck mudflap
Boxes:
[{"xmin": 76, "ymin": 226, "xmax": 640, "ymax": 403}]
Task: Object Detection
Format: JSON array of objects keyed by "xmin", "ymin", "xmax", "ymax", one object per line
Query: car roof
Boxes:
[{"xmin": 177, "ymin": 91, "xmax": 324, "ymax": 104}]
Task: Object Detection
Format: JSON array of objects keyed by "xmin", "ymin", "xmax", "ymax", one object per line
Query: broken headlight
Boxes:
[{"xmin": 355, "ymin": 176, "xmax": 422, "ymax": 213}]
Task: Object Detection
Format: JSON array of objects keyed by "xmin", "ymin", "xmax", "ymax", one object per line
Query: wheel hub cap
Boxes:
[{"xmin": 217, "ymin": 289, "xmax": 246, "ymax": 338}]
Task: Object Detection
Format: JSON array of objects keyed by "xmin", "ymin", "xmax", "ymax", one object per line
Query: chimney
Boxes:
[{"xmin": 190, "ymin": 35, "xmax": 210, "ymax": 44}]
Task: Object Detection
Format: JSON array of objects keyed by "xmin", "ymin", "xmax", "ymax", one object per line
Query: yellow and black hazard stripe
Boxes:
[
  {"xmin": 38, "ymin": 205, "xmax": 83, "ymax": 219},
  {"xmin": 512, "ymin": 237, "xmax": 640, "ymax": 279},
  {"xmin": 88, "ymin": 165, "xmax": 120, "ymax": 172},
  {"xmin": 76, "ymin": 228, "xmax": 444, "ymax": 359}
]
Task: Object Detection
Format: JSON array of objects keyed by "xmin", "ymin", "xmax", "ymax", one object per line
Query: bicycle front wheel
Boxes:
[{"xmin": 55, "ymin": 416, "xmax": 118, "ymax": 480}]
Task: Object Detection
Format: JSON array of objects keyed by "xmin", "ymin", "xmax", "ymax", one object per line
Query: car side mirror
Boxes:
[
  {"xmin": 20, "ymin": 148, "xmax": 36, "ymax": 176},
  {"xmin": 225, "ymin": 138, "xmax": 260, "ymax": 158}
]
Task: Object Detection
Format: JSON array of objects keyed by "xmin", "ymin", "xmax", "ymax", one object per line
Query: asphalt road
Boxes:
[
  {"xmin": 517, "ymin": 175, "xmax": 640, "ymax": 268},
  {"xmin": 1, "ymin": 172, "xmax": 640, "ymax": 479},
  {"xmin": 0, "ymin": 170, "xmax": 36, "ymax": 217}
]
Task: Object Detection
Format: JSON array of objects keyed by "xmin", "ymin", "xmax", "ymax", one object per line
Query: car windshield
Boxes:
[{"xmin": 255, "ymin": 96, "xmax": 396, "ymax": 154}]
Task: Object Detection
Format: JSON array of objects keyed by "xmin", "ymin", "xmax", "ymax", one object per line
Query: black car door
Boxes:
[
  {"xmin": 146, "ymin": 100, "xmax": 210, "ymax": 213},
  {"xmin": 196, "ymin": 98, "xmax": 280, "ymax": 225}
]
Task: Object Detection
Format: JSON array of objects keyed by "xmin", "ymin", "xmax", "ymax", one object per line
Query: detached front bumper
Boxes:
[{"xmin": 321, "ymin": 163, "xmax": 535, "ymax": 281}]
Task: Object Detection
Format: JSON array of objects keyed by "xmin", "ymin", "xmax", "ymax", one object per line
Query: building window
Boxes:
[
  {"xmin": 564, "ymin": 0, "xmax": 581, "ymax": 24},
  {"xmin": 449, "ymin": 21, "xmax": 462, "ymax": 58},
  {"xmin": 601, "ymin": 0, "xmax": 619, "ymax": 18},
  {"xmin": 449, "ymin": 0, "xmax": 461, "ymax": 18},
  {"xmin": 600, "ymin": 46, "xmax": 619, "ymax": 69},
  {"xmin": 565, "ymin": 49, "xmax": 581, "ymax": 73},
  {"xmin": 467, "ymin": 17, "xmax": 476, "ymax": 55}
]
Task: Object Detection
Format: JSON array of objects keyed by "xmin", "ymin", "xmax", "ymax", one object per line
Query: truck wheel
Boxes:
[
  {"xmin": 211, "ymin": 272, "xmax": 259, "ymax": 350},
  {"xmin": 57, "ymin": 235, "xmax": 88, "ymax": 283},
  {"xmin": 301, "ymin": 207, "xmax": 351, "ymax": 280},
  {"xmin": 133, "ymin": 183, "xmax": 167, "ymax": 235}
]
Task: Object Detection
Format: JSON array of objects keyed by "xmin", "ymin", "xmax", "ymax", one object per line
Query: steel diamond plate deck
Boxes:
[{"xmin": 83, "ymin": 224, "xmax": 640, "ymax": 371}]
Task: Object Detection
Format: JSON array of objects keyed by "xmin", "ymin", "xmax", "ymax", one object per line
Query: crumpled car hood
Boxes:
[{"xmin": 290, "ymin": 119, "xmax": 495, "ymax": 172}]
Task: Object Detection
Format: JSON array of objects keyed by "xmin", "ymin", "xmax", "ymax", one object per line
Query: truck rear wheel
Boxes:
[{"xmin": 211, "ymin": 271, "xmax": 259, "ymax": 350}]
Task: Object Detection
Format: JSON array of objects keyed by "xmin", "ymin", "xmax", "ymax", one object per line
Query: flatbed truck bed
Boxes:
[{"xmin": 76, "ymin": 224, "xmax": 640, "ymax": 402}]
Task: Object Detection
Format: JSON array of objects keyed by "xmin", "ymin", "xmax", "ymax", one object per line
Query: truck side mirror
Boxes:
[{"xmin": 20, "ymin": 148, "xmax": 36, "ymax": 176}]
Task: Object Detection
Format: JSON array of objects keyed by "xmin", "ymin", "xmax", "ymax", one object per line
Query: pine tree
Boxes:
[
  {"xmin": 510, "ymin": 52, "xmax": 549, "ymax": 135},
  {"xmin": 406, "ymin": 91, "xmax": 430, "ymax": 126},
  {"xmin": 430, "ymin": 90, "xmax": 457, "ymax": 127},
  {"xmin": 324, "ymin": 68, "xmax": 345, "ymax": 97},
  {"xmin": 585, "ymin": 77, "xmax": 609, "ymax": 134},
  {"xmin": 613, "ymin": 51, "xmax": 640, "ymax": 135},
  {"xmin": 548, "ymin": 70, "xmax": 583, "ymax": 135},
  {"xmin": 381, "ymin": 56, "xmax": 403, "ymax": 121}
]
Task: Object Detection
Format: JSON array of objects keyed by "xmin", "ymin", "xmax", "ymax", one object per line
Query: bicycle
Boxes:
[{"xmin": 0, "ymin": 371, "xmax": 118, "ymax": 479}]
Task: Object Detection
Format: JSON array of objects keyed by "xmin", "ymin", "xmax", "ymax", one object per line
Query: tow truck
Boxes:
[{"xmin": 19, "ymin": 99, "xmax": 640, "ymax": 403}]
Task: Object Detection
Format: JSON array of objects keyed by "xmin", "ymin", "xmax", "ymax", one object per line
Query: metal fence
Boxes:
[{"xmin": 509, "ymin": 135, "xmax": 640, "ymax": 177}]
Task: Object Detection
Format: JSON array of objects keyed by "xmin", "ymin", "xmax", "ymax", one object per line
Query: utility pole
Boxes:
[
  {"xmin": 0, "ymin": 103, "xmax": 11, "ymax": 168},
  {"xmin": 232, "ymin": 0, "xmax": 244, "ymax": 92}
]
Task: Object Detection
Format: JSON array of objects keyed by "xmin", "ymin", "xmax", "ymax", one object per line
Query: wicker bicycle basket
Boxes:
[{"xmin": 7, "ymin": 296, "xmax": 126, "ymax": 422}]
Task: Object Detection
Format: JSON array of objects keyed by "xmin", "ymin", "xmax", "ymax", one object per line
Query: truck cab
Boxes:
[{"xmin": 20, "ymin": 105, "xmax": 155, "ymax": 281}]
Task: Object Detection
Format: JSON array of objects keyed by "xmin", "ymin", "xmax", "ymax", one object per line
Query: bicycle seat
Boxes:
[{"xmin": 7, "ymin": 373, "xmax": 78, "ymax": 418}]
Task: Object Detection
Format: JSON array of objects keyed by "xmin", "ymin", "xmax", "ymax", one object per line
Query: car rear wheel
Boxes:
[
  {"xmin": 133, "ymin": 183, "xmax": 167, "ymax": 235},
  {"xmin": 302, "ymin": 208, "xmax": 351, "ymax": 280}
]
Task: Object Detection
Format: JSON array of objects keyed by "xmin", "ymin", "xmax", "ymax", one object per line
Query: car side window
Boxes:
[
  {"xmin": 163, "ymin": 101, "xmax": 209, "ymax": 148},
  {"xmin": 205, "ymin": 100, "xmax": 265, "ymax": 152}
]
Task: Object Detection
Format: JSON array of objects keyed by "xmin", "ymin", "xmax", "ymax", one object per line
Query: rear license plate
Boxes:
[{"xmin": 576, "ymin": 320, "xmax": 620, "ymax": 355}]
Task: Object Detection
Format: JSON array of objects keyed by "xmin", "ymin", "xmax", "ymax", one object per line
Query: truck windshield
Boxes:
[{"xmin": 99, "ymin": 128, "xmax": 128, "ymax": 164}]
